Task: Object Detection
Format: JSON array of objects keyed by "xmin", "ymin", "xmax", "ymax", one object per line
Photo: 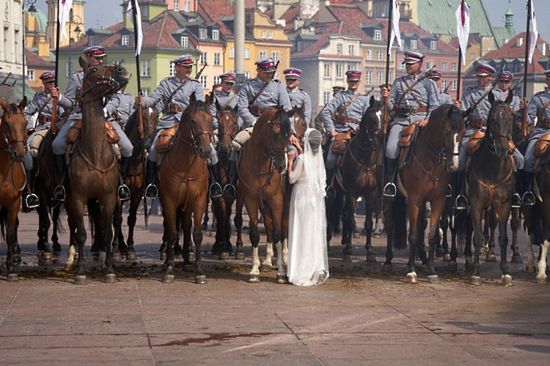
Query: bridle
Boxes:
[
  {"xmin": 485, "ymin": 104, "xmax": 512, "ymax": 155},
  {"xmin": 183, "ymin": 107, "xmax": 211, "ymax": 156},
  {"xmin": 80, "ymin": 68, "xmax": 121, "ymax": 102},
  {"xmin": 216, "ymin": 109, "xmax": 237, "ymax": 154},
  {"xmin": 1, "ymin": 112, "xmax": 27, "ymax": 162}
]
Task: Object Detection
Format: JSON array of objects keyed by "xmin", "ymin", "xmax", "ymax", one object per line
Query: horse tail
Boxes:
[
  {"xmin": 0, "ymin": 208, "xmax": 6, "ymax": 243},
  {"xmin": 393, "ymin": 197, "xmax": 407, "ymax": 249}
]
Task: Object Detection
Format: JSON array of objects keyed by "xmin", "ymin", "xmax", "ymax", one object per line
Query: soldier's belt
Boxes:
[
  {"xmin": 335, "ymin": 115, "xmax": 360, "ymax": 126},
  {"xmin": 394, "ymin": 107, "xmax": 428, "ymax": 118},
  {"xmin": 164, "ymin": 103, "xmax": 184, "ymax": 114},
  {"xmin": 249, "ymin": 105, "xmax": 265, "ymax": 117},
  {"xmin": 468, "ymin": 116, "xmax": 487, "ymax": 129},
  {"xmin": 538, "ymin": 117, "xmax": 550, "ymax": 129}
]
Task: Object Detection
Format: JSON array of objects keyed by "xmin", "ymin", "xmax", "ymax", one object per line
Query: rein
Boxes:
[
  {"xmin": 471, "ymin": 155, "xmax": 515, "ymax": 202},
  {"xmin": 74, "ymin": 142, "xmax": 117, "ymax": 174},
  {"xmin": 409, "ymin": 125, "xmax": 452, "ymax": 183},
  {"xmin": 0, "ymin": 121, "xmax": 27, "ymax": 192}
]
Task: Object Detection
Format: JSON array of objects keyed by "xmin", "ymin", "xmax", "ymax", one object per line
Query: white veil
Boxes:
[{"xmin": 303, "ymin": 128, "xmax": 326, "ymax": 198}]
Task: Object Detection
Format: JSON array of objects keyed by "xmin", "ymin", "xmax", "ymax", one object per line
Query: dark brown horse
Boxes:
[
  {"xmin": 385, "ymin": 105, "xmax": 464, "ymax": 283},
  {"xmin": 329, "ymin": 96, "xmax": 383, "ymax": 261},
  {"xmin": 0, "ymin": 97, "xmax": 27, "ymax": 279},
  {"xmin": 235, "ymin": 107, "xmax": 291, "ymax": 283},
  {"xmin": 159, "ymin": 94, "xmax": 212, "ymax": 284},
  {"xmin": 64, "ymin": 58, "xmax": 127, "ymax": 284},
  {"xmin": 466, "ymin": 91, "xmax": 515, "ymax": 286}
]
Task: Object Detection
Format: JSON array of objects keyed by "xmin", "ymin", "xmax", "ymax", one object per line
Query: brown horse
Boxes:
[
  {"xmin": 159, "ymin": 94, "xmax": 212, "ymax": 284},
  {"xmin": 64, "ymin": 58, "xmax": 128, "ymax": 284},
  {"xmin": 466, "ymin": 91, "xmax": 515, "ymax": 285},
  {"xmin": 385, "ymin": 104, "xmax": 464, "ymax": 283},
  {"xmin": 235, "ymin": 107, "xmax": 291, "ymax": 283},
  {"xmin": 0, "ymin": 97, "xmax": 28, "ymax": 278}
]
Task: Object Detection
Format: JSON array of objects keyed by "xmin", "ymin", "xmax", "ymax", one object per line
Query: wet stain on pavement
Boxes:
[{"xmin": 157, "ymin": 332, "xmax": 274, "ymax": 347}]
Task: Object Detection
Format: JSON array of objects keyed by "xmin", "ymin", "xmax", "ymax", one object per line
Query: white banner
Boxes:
[
  {"xmin": 127, "ymin": 0, "xmax": 143, "ymax": 56},
  {"xmin": 58, "ymin": 0, "xmax": 74, "ymax": 41},
  {"xmin": 455, "ymin": 0, "xmax": 470, "ymax": 66},
  {"xmin": 528, "ymin": 0, "xmax": 539, "ymax": 64},
  {"xmin": 388, "ymin": 0, "xmax": 403, "ymax": 54}
]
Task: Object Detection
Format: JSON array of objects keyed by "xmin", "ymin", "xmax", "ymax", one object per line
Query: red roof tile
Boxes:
[
  {"xmin": 24, "ymin": 49, "xmax": 53, "ymax": 68},
  {"xmin": 197, "ymin": 0, "xmax": 234, "ymax": 37}
]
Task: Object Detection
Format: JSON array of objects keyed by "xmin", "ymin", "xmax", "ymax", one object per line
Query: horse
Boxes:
[
  {"xmin": 329, "ymin": 96, "xmax": 383, "ymax": 261},
  {"xmin": 159, "ymin": 94, "xmax": 213, "ymax": 284},
  {"xmin": 384, "ymin": 104, "xmax": 464, "ymax": 283},
  {"xmin": 64, "ymin": 58, "xmax": 128, "ymax": 284},
  {"xmin": 234, "ymin": 107, "xmax": 291, "ymax": 283},
  {"xmin": 465, "ymin": 91, "xmax": 516, "ymax": 286},
  {"xmin": 0, "ymin": 97, "xmax": 28, "ymax": 279}
]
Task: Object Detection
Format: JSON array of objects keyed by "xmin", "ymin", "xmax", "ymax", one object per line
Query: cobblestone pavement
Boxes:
[{"xmin": 0, "ymin": 209, "xmax": 549, "ymax": 365}]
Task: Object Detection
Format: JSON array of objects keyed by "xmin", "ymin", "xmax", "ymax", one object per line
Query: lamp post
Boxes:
[
  {"xmin": 67, "ymin": 9, "xmax": 83, "ymax": 77},
  {"xmin": 22, "ymin": 0, "xmax": 37, "ymax": 99}
]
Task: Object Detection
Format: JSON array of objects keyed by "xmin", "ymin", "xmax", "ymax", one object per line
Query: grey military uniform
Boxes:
[
  {"xmin": 493, "ymin": 88, "xmax": 521, "ymax": 112},
  {"xmin": 141, "ymin": 76, "xmax": 206, "ymax": 163},
  {"xmin": 385, "ymin": 75, "xmax": 440, "ymax": 159},
  {"xmin": 459, "ymin": 85, "xmax": 524, "ymax": 170},
  {"xmin": 287, "ymin": 87, "xmax": 312, "ymax": 128},
  {"xmin": 525, "ymin": 88, "xmax": 550, "ymax": 172},
  {"xmin": 320, "ymin": 89, "xmax": 372, "ymax": 169},
  {"xmin": 103, "ymin": 91, "xmax": 135, "ymax": 158},
  {"xmin": 52, "ymin": 71, "xmax": 84, "ymax": 155},
  {"xmin": 439, "ymin": 91, "xmax": 453, "ymax": 105},
  {"xmin": 237, "ymin": 77, "xmax": 292, "ymax": 128},
  {"xmin": 210, "ymin": 90, "xmax": 240, "ymax": 130}
]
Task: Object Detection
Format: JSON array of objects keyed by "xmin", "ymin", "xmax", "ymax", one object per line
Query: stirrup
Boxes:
[
  {"xmin": 522, "ymin": 191, "xmax": 535, "ymax": 207},
  {"xmin": 445, "ymin": 184, "xmax": 453, "ymax": 198},
  {"xmin": 53, "ymin": 185, "xmax": 66, "ymax": 202},
  {"xmin": 222, "ymin": 183, "xmax": 236, "ymax": 199},
  {"xmin": 511, "ymin": 193, "xmax": 522, "ymax": 209},
  {"xmin": 383, "ymin": 182, "xmax": 397, "ymax": 198},
  {"xmin": 209, "ymin": 182, "xmax": 223, "ymax": 199},
  {"xmin": 326, "ymin": 185, "xmax": 336, "ymax": 198},
  {"xmin": 144, "ymin": 184, "xmax": 158, "ymax": 199},
  {"xmin": 118, "ymin": 184, "xmax": 131, "ymax": 201},
  {"xmin": 454, "ymin": 195, "xmax": 469, "ymax": 211},
  {"xmin": 25, "ymin": 193, "xmax": 40, "ymax": 209}
]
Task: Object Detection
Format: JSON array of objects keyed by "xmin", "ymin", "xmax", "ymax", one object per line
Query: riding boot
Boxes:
[
  {"xmin": 144, "ymin": 161, "xmax": 159, "ymax": 199},
  {"xmin": 117, "ymin": 157, "xmax": 131, "ymax": 201},
  {"xmin": 208, "ymin": 164, "xmax": 223, "ymax": 199},
  {"xmin": 53, "ymin": 155, "xmax": 66, "ymax": 202},
  {"xmin": 223, "ymin": 159, "xmax": 237, "ymax": 199},
  {"xmin": 326, "ymin": 169, "xmax": 336, "ymax": 198},
  {"xmin": 383, "ymin": 159, "xmax": 398, "ymax": 198},
  {"xmin": 521, "ymin": 171, "xmax": 535, "ymax": 207},
  {"xmin": 511, "ymin": 172, "xmax": 522, "ymax": 209},
  {"xmin": 453, "ymin": 171, "xmax": 469, "ymax": 211}
]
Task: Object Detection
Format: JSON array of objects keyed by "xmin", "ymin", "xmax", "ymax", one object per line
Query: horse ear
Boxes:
[
  {"xmin": 190, "ymin": 92, "xmax": 196, "ymax": 105},
  {"xmin": 79, "ymin": 56, "xmax": 87, "ymax": 70},
  {"xmin": 299, "ymin": 102, "xmax": 305, "ymax": 114},
  {"xmin": 18, "ymin": 96, "xmax": 27, "ymax": 110},
  {"xmin": 205, "ymin": 92, "xmax": 214, "ymax": 105},
  {"xmin": 369, "ymin": 95, "xmax": 375, "ymax": 107},
  {"xmin": 488, "ymin": 91, "xmax": 495, "ymax": 105},
  {"xmin": 505, "ymin": 90, "xmax": 514, "ymax": 105}
]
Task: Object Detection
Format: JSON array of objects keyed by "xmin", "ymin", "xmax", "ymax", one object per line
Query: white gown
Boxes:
[{"xmin": 287, "ymin": 129, "xmax": 329, "ymax": 286}]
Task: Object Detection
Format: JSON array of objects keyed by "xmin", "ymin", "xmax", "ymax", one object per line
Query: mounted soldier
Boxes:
[
  {"xmin": 381, "ymin": 51, "xmax": 440, "ymax": 198},
  {"xmin": 428, "ymin": 69, "xmax": 452, "ymax": 105},
  {"xmin": 284, "ymin": 67, "xmax": 312, "ymax": 127},
  {"xmin": 51, "ymin": 46, "xmax": 133, "ymax": 201}
]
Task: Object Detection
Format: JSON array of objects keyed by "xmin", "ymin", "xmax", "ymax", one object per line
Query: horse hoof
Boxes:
[
  {"xmin": 104, "ymin": 273, "xmax": 117, "ymax": 284},
  {"xmin": 382, "ymin": 263, "xmax": 392, "ymax": 273},
  {"xmin": 343, "ymin": 255, "xmax": 352, "ymax": 263},
  {"xmin": 126, "ymin": 251, "xmax": 137, "ymax": 261},
  {"xmin": 159, "ymin": 252, "xmax": 166, "ymax": 261},
  {"xmin": 406, "ymin": 272, "xmax": 417, "ymax": 284},
  {"xmin": 443, "ymin": 253, "xmax": 451, "ymax": 262},
  {"xmin": 74, "ymin": 275, "xmax": 87, "ymax": 285},
  {"xmin": 447, "ymin": 261, "xmax": 458, "ymax": 272},
  {"xmin": 235, "ymin": 252, "xmax": 245, "ymax": 260},
  {"xmin": 526, "ymin": 264, "xmax": 537, "ymax": 273},
  {"xmin": 7, "ymin": 273, "xmax": 18, "ymax": 282},
  {"xmin": 276, "ymin": 274, "xmax": 288, "ymax": 284},
  {"xmin": 485, "ymin": 254, "xmax": 497, "ymax": 263},
  {"xmin": 183, "ymin": 264, "xmax": 195, "ymax": 272},
  {"xmin": 501, "ymin": 274, "xmax": 513, "ymax": 286},
  {"xmin": 162, "ymin": 274, "xmax": 175, "ymax": 283},
  {"xmin": 219, "ymin": 252, "xmax": 230, "ymax": 260},
  {"xmin": 511, "ymin": 255, "xmax": 523, "ymax": 264},
  {"xmin": 366, "ymin": 254, "xmax": 377, "ymax": 263},
  {"xmin": 428, "ymin": 275, "xmax": 440, "ymax": 284},
  {"xmin": 53, "ymin": 243, "xmax": 62, "ymax": 254},
  {"xmin": 470, "ymin": 276, "xmax": 482, "ymax": 286},
  {"xmin": 248, "ymin": 274, "xmax": 261, "ymax": 283},
  {"xmin": 64, "ymin": 263, "xmax": 73, "ymax": 272},
  {"xmin": 260, "ymin": 264, "xmax": 273, "ymax": 272},
  {"xmin": 112, "ymin": 252, "xmax": 122, "ymax": 262},
  {"xmin": 195, "ymin": 275, "xmax": 207, "ymax": 285},
  {"xmin": 41, "ymin": 251, "xmax": 53, "ymax": 262}
]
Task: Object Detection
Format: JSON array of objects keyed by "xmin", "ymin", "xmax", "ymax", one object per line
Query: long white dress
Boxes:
[{"xmin": 287, "ymin": 129, "xmax": 329, "ymax": 286}]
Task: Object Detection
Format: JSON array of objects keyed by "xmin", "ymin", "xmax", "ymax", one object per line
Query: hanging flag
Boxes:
[
  {"xmin": 58, "ymin": 0, "xmax": 74, "ymax": 41},
  {"xmin": 528, "ymin": 0, "xmax": 539, "ymax": 64},
  {"xmin": 127, "ymin": 0, "xmax": 143, "ymax": 56},
  {"xmin": 388, "ymin": 0, "xmax": 403, "ymax": 54},
  {"xmin": 455, "ymin": 0, "xmax": 470, "ymax": 66}
]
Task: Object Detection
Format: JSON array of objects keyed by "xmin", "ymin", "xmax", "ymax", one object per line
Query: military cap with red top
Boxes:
[
  {"xmin": 173, "ymin": 54, "xmax": 194, "ymax": 66},
  {"xmin": 498, "ymin": 71, "xmax": 513, "ymax": 81},
  {"xmin": 82, "ymin": 46, "xmax": 106, "ymax": 57},
  {"xmin": 39, "ymin": 71, "xmax": 56, "ymax": 83},
  {"xmin": 474, "ymin": 61, "xmax": 496, "ymax": 77},
  {"xmin": 283, "ymin": 67, "xmax": 302, "ymax": 79},
  {"xmin": 402, "ymin": 51, "xmax": 425, "ymax": 64},
  {"xmin": 427, "ymin": 69, "xmax": 442, "ymax": 80},
  {"xmin": 345, "ymin": 70, "xmax": 362, "ymax": 81},
  {"xmin": 220, "ymin": 72, "xmax": 236, "ymax": 83},
  {"xmin": 255, "ymin": 57, "xmax": 277, "ymax": 72}
]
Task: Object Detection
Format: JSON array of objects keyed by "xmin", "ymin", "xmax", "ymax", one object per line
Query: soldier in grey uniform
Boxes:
[
  {"xmin": 381, "ymin": 51, "xmax": 440, "ymax": 198},
  {"xmin": 51, "ymin": 46, "xmax": 133, "ymax": 201},
  {"xmin": 319, "ymin": 69, "xmax": 372, "ymax": 184},
  {"xmin": 428, "ymin": 69, "xmax": 453, "ymax": 105},
  {"xmin": 283, "ymin": 67, "xmax": 312, "ymax": 128},
  {"xmin": 523, "ymin": 69, "xmax": 550, "ymax": 206},
  {"xmin": 136, "ymin": 54, "xmax": 206, "ymax": 199},
  {"xmin": 493, "ymin": 71, "xmax": 521, "ymax": 111}
]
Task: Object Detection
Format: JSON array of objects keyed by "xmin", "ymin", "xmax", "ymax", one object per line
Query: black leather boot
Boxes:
[
  {"xmin": 383, "ymin": 158, "xmax": 398, "ymax": 198},
  {"xmin": 208, "ymin": 164, "xmax": 223, "ymax": 199},
  {"xmin": 53, "ymin": 155, "xmax": 66, "ymax": 201},
  {"xmin": 144, "ymin": 160, "xmax": 159, "ymax": 199},
  {"xmin": 522, "ymin": 171, "xmax": 535, "ymax": 207},
  {"xmin": 223, "ymin": 159, "xmax": 237, "ymax": 199},
  {"xmin": 118, "ymin": 157, "xmax": 131, "ymax": 201}
]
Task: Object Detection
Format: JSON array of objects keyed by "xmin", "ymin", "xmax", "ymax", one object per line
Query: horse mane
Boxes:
[
  {"xmin": 124, "ymin": 110, "xmax": 138, "ymax": 135},
  {"xmin": 187, "ymin": 100, "xmax": 210, "ymax": 114},
  {"xmin": 429, "ymin": 104, "xmax": 464, "ymax": 132}
]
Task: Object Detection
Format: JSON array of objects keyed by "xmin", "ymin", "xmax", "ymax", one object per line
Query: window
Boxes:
[
  {"xmin": 366, "ymin": 49, "xmax": 372, "ymax": 60},
  {"xmin": 425, "ymin": 61, "xmax": 432, "ymax": 69},
  {"xmin": 377, "ymin": 71, "xmax": 383, "ymax": 85},
  {"xmin": 169, "ymin": 62, "xmax": 175, "ymax": 77},
  {"xmin": 244, "ymin": 71, "xmax": 250, "ymax": 78},
  {"xmin": 336, "ymin": 43, "xmax": 343, "ymax": 55},
  {"xmin": 213, "ymin": 52, "xmax": 221, "ymax": 65},
  {"xmin": 245, "ymin": 48, "xmax": 250, "ymax": 59},
  {"xmin": 366, "ymin": 71, "xmax": 372, "ymax": 85},
  {"xmin": 442, "ymin": 62, "xmax": 448, "ymax": 71},
  {"xmin": 267, "ymin": 31, "xmax": 273, "ymax": 39},
  {"xmin": 142, "ymin": 88, "xmax": 150, "ymax": 96},
  {"xmin": 430, "ymin": 40, "xmax": 437, "ymax": 51},
  {"xmin": 261, "ymin": 31, "xmax": 267, "ymax": 39},
  {"xmin": 323, "ymin": 91, "xmax": 331, "ymax": 104},
  {"xmin": 347, "ymin": 64, "xmax": 354, "ymax": 71},
  {"xmin": 376, "ymin": 50, "xmax": 383, "ymax": 61},
  {"xmin": 470, "ymin": 52, "xmax": 476, "ymax": 61},
  {"xmin": 324, "ymin": 63, "xmax": 331, "ymax": 78},
  {"xmin": 180, "ymin": 36, "xmax": 188, "ymax": 48},
  {"xmin": 121, "ymin": 34, "xmax": 129, "ymax": 46},
  {"xmin": 26, "ymin": 69, "xmax": 34, "ymax": 80},
  {"xmin": 141, "ymin": 60, "xmax": 150, "ymax": 77},
  {"xmin": 374, "ymin": 29, "xmax": 382, "ymax": 41},
  {"xmin": 450, "ymin": 80, "xmax": 457, "ymax": 91},
  {"xmin": 199, "ymin": 28, "xmax": 207, "ymax": 39},
  {"xmin": 451, "ymin": 62, "xmax": 457, "ymax": 71},
  {"xmin": 174, "ymin": 1, "xmax": 179, "ymax": 11},
  {"xmin": 214, "ymin": 76, "xmax": 221, "ymax": 85},
  {"xmin": 348, "ymin": 45, "xmax": 355, "ymax": 56},
  {"xmin": 336, "ymin": 64, "xmax": 344, "ymax": 78},
  {"xmin": 259, "ymin": 50, "xmax": 267, "ymax": 60},
  {"xmin": 184, "ymin": 0, "xmax": 190, "ymax": 11},
  {"xmin": 200, "ymin": 75, "xmax": 207, "ymax": 88},
  {"xmin": 410, "ymin": 39, "xmax": 417, "ymax": 49},
  {"xmin": 88, "ymin": 35, "xmax": 95, "ymax": 46},
  {"xmin": 230, "ymin": 47, "xmax": 234, "ymax": 59},
  {"xmin": 199, "ymin": 52, "xmax": 207, "ymax": 65},
  {"xmin": 212, "ymin": 29, "xmax": 219, "ymax": 41},
  {"xmin": 442, "ymin": 80, "xmax": 448, "ymax": 91},
  {"xmin": 399, "ymin": 62, "xmax": 405, "ymax": 70},
  {"xmin": 271, "ymin": 51, "xmax": 279, "ymax": 61}
]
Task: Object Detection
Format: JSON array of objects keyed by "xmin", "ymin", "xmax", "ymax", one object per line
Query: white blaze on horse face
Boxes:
[
  {"xmin": 376, "ymin": 111, "xmax": 382, "ymax": 127},
  {"xmin": 451, "ymin": 133, "xmax": 460, "ymax": 170}
]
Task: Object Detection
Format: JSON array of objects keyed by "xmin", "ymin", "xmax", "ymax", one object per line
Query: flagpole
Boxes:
[
  {"xmin": 457, "ymin": 48, "xmax": 462, "ymax": 100},
  {"xmin": 54, "ymin": 0, "xmax": 61, "ymax": 86},
  {"xmin": 130, "ymin": 0, "xmax": 142, "ymax": 95},
  {"xmin": 381, "ymin": 0, "xmax": 393, "ymax": 208},
  {"xmin": 522, "ymin": 0, "xmax": 532, "ymax": 99},
  {"xmin": 384, "ymin": 0, "xmax": 393, "ymax": 89}
]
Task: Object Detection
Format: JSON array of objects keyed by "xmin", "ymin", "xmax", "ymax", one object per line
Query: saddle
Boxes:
[
  {"xmin": 66, "ymin": 120, "xmax": 121, "ymax": 145},
  {"xmin": 466, "ymin": 130, "xmax": 516, "ymax": 156},
  {"xmin": 331, "ymin": 131, "xmax": 353, "ymax": 155},
  {"xmin": 398, "ymin": 124, "xmax": 418, "ymax": 148},
  {"xmin": 398, "ymin": 124, "xmax": 420, "ymax": 168},
  {"xmin": 232, "ymin": 127, "xmax": 254, "ymax": 151},
  {"xmin": 156, "ymin": 124, "xmax": 179, "ymax": 153},
  {"xmin": 534, "ymin": 133, "xmax": 550, "ymax": 158},
  {"xmin": 29, "ymin": 129, "xmax": 49, "ymax": 158}
]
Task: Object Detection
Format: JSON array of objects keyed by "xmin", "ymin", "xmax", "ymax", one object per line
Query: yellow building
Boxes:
[{"xmin": 45, "ymin": 0, "xmax": 86, "ymax": 49}]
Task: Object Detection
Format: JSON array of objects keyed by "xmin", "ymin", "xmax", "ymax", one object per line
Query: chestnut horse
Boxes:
[
  {"xmin": 466, "ymin": 91, "xmax": 515, "ymax": 286},
  {"xmin": 235, "ymin": 107, "xmax": 291, "ymax": 283},
  {"xmin": 384, "ymin": 105, "xmax": 464, "ymax": 283},
  {"xmin": 0, "ymin": 97, "xmax": 27, "ymax": 278},
  {"xmin": 64, "ymin": 58, "xmax": 128, "ymax": 284},
  {"xmin": 159, "ymin": 94, "xmax": 213, "ymax": 284}
]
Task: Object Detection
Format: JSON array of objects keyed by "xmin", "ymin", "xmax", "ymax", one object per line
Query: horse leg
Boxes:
[
  {"xmin": 51, "ymin": 205, "xmax": 62, "ymax": 253},
  {"xmin": 526, "ymin": 233, "xmax": 537, "ymax": 273},
  {"xmin": 4, "ymin": 205, "xmax": 21, "ymax": 277},
  {"xmin": 36, "ymin": 204, "xmax": 50, "ymax": 252},
  {"xmin": 416, "ymin": 206, "xmax": 429, "ymax": 266},
  {"xmin": 536, "ymin": 240, "xmax": 550, "ymax": 284},
  {"xmin": 100, "ymin": 200, "xmax": 116, "ymax": 283},
  {"xmin": 161, "ymin": 204, "xmax": 178, "ymax": 283},
  {"xmin": 406, "ymin": 203, "xmax": 421, "ymax": 283},
  {"xmin": 247, "ymin": 203, "xmax": 261, "ymax": 282},
  {"xmin": 191, "ymin": 207, "xmax": 206, "ymax": 284},
  {"xmin": 341, "ymin": 195, "xmax": 355, "ymax": 261},
  {"xmin": 427, "ymin": 199, "xmax": 446, "ymax": 282},
  {"xmin": 383, "ymin": 202, "xmax": 394, "ymax": 271},
  {"xmin": 181, "ymin": 211, "xmax": 193, "ymax": 270},
  {"xmin": 69, "ymin": 200, "xmax": 87, "ymax": 284},
  {"xmin": 484, "ymin": 211, "xmax": 497, "ymax": 262},
  {"xmin": 111, "ymin": 204, "xmax": 123, "ymax": 262},
  {"xmin": 510, "ymin": 208, "xmax": 522, "ymax": 263},
  {"xmin": 470, "ymin": 207, "xmax": 484, "ymax": 284},
  {"xmin": 261, "ymin": 209, "xmax": 274, "ymax": 271},
  {"xmin": 364, "ymin": 197, "xmax": 376, "ymax": 262},
  {"xmin": 498, "ymin": 209, "xmax": 512, "ymax": 286},
  {"xmin": 234, "ymin": 197, "xmax": 245, "ymax": 260},
  {"xmin": 325, "ymin": 195, "xmax": 333, "ymax": 251},
  {"xmin": 126, "ymin": 194, "xmax": 139, "ymax": 260}
]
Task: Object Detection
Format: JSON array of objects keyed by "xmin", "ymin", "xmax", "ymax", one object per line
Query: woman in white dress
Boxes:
[{"xmin": 287, "ymin": 128, "xmax": 329, "ymax": 286}]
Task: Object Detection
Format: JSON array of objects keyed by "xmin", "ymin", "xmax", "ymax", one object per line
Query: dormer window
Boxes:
[
  {"xmin": 121, "ymin": 34, "xmax": 129, "ymax": 46},
  {"xmin": 430, "ymin": 40, "xmax": 437, "ymax": 51},
  {"xmin": 199, "ymin": 28, "xmax": 207, "ymax": 39},
  {"xmin": 212, "ymin": 29, "xmax": 219, "ymax": 41},
  {"xmin": 180, "ymin": 36, "xmax": 188, "ymax": 48},
  {"xmin": 174, "ymin": 1, "xmax": 180, "ymax": 11},
  {"xmin": 336, "ymin": 43, "xmax": 343, "ymax": 55},
  {"xmin": 410, "ymin": 39, "xmax": 418, "ymax": 49},
  {"xmin": 374, "ymin": 29, "xmax": 382, "ymax": 41},
  {"xmin": 88, "ymin": 35, "xmax": 95, "ymax": 46},
  {"xmin": 517, "ymin": 37, "xmax": 523, "ymax": 47}
]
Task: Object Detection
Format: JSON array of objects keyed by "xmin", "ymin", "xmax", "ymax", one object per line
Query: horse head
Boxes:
[
  {"xmin": 182, "ymin": 92, "xmax": 212, "ymax": 160},
  {"xmin": 266, "ymin": 106, "xmax": 291, "ymax": 173},
  {"xmin": 427, "ymin": 104, "xmax": 465, "ymax": 171},
  {"xmin": 216, "ymin": 103, "xmax": 238, "ymax": 155},
  {"xmin": 359, "ymin": 95, "xmax": 383, "ymax": 148},
  {"xmin": 487, "ymin": 91, "xmax": 514, "ymax": 158},
  {"xmin": 291, "ymin": 104, "xmax": 307, "ymax": 143},
  {"xmin": 0, "ymin": 97, "xmax": 27, "ymax": 162},
  {"xmin": 79, "ymin": 57, "xmax": 129, "ymax": 101}
]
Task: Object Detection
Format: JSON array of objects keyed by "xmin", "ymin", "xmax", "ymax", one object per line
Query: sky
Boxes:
[{"xmin": 36, "ymin": 0, "xmax": 550, "ymax": 41}]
